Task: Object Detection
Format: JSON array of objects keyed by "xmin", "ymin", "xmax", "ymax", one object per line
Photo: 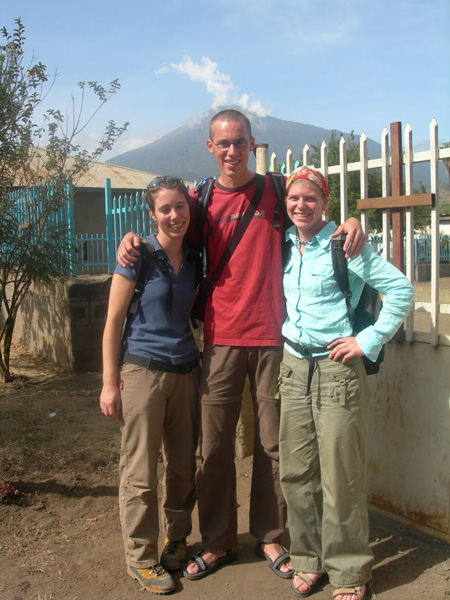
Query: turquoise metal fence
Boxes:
[
  {"xmin": 104, "ymin": 178, "xmax": 152, "ymax": 273},
  {"xmin": 68, "ymin": 179, "xmax": 450, "ymax": 275},
  {"xmin": 368, "ymin": 235, "xmax": 450, "ymax": 264},
  {"xmin": 74, "ymin": 233, "xmax": 108, "ymax": 273},
  {"xmin": 5, "ymin": 183, "xmax": 77, "ymax": 275},
  {"xmin": 8, "ymin": 180, "xmax": 449, "ymax": 276},
  {"xmin": 69, "ymin": 232, "xmax": 450, "ymax": 275}
]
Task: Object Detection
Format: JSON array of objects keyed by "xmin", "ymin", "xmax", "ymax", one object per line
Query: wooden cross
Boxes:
[
  {"xmin": 357, "ymin": 121, "xmax": 434, "ymax": 273},
  {"xmin": 356, "ymin": 122, "xmax": 434, "ymax": 339}
]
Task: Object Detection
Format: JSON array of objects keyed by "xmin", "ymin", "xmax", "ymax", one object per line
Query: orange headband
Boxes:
[{"xmin": 286, "ymin": 166, "xmax": 329, "ymax": 198}]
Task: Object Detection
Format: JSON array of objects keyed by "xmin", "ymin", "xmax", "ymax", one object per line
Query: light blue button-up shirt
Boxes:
[{"xmin": 282, "ymin": 222, "xmax": 415, "ymax": 361}]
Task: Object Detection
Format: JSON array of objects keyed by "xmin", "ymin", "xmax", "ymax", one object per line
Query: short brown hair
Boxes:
[{"xmin": 209, "ymin": 109, "xmax": 252, "ymax": 139}]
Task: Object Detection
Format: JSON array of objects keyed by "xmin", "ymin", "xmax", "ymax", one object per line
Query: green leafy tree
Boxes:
[
  {"xmin": 410, "ymin": 182, "xmax": 433, "ymax": 232},
  {"xmin": 410, "ymin": 141, "xmax": 450, "ymax": 229},
  {"xmin": 0, "ymin": 18, "xmax": 128, "ymax": 382}
]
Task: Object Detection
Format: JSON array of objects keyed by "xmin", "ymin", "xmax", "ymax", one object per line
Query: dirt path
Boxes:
[{"xmin": 0, "ymin": 343, "xmax": 449, "ymax": 600}]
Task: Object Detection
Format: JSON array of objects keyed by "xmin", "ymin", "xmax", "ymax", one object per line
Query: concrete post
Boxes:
[{"xmin": 255, "ymin": 143, "xmax": 269, "ymax": 175}]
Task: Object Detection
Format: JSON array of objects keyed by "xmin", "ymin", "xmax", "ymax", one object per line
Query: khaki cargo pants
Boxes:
[{"xmin": 119, "ymin": 362, "xmax": 199, "ymax": 568}]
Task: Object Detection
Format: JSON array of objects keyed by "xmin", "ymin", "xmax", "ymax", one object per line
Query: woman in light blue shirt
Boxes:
[{"xmin": 279, "ymin": 166, "xmax": 414, "ymax": 600}]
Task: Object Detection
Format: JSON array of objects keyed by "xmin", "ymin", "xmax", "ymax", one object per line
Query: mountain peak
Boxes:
[{"xmin": 107, "ymin": 112, "xmax": 379, "ymax": 182}]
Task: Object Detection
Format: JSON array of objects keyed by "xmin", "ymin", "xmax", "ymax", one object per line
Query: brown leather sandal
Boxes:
[
  {"xmin": 291, "ymin": 571, "xmax": 327, "ymax": 597},
  {"xmin": 332, "ymin": 585, "xmax": 367, "ymax": 600}
]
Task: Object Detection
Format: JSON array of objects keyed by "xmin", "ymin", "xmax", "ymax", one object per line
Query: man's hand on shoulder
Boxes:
[
  {"xmin": 117, "ymin": 232, "xmax": 141, "ymax": 267},
  {"xmin": 332, "ymin": 217, "xmax": 365, "ymax": 258}
]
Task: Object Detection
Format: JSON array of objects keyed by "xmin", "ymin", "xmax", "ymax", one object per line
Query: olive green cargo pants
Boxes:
[{"xmin": 279, "ymin": 349, "xmax": 373, "ymax": 587}]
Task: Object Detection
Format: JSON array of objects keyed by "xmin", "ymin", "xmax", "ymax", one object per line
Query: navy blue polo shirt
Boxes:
[{"xmin": 115, "ymin": 234, "xmax": 199, "ymax": 365}]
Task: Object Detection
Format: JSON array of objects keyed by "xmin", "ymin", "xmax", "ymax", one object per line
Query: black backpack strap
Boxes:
[
  {"xmin": 331, "ymin": 234, "xmax": 385, "ymax": 375},
  {"xmin": 282, "ymin": 236, "xmax": 294, "ymax": 270},
  {"xmin": 191, "ymin": 249, "xmax": 204, "ymax": 289},
  {"xmin": 127, "ymin": 239, "xmax": 156, "ymax": 316},
  {"xmin": 268, "ymin": 171, "xmax": 291, "ymax": 230},
  {"xmin": 330, "ymin": 234, "xmax": 355, "ymax": 327},
  {"xmin": 196, "ymin": 174, "xmax": 266, "ymax": 305},
  {"xmin": 151, "ymin": 247, "xmax": 173, "ymax": 314},
  {"xmin": 119, "ymin": 239, "xmax": 156, "ymax": 364},
  {"xmin": 209, "ymin": 174, "xmax": 265, "ymax": 287},
  {"xmin": 194, "ymin": 177, "xmax": 215, "ymax": 259},
  {"xmin": 188, "ymin": 248, "xmax": 205, "ymax": 330},
  {"xmin": 119, "ymin": 239, "xmax": 174, "ymax": 364},
  {"xmin": 268, "ymin": 171, "xmax": 293, "ymax": 273}
]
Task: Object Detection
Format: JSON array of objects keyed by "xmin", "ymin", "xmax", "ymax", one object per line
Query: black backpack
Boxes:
[{"xmin": 331, "ymin": 234, "xmax": 385, "ymax": 375}]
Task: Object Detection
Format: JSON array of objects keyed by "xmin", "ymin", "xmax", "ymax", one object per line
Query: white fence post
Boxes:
[
  {"xmin": 303, "ymin": 144, "xmax": 310, "ymax": 166},
  {"xmin": 360, "ymin": 133, "xmax": 369, "ymax": 234},
  {"xmin": 321, "ymin": 141, "xmax": 329, "ymax": 221},
  {"xmin": 321, "ymin": 141, "xmax": 328, "ymax": 181},
  {"xmin": 339, "ymin": 136, "xmax": 348, "ymax": 223},
  {"xmin": 286, "ymin": 148, "xmax": 294, "ymax": 175},
  {"xmin": 404, "ymin": 123, "xmax": 415, "ymax": 341},
  {"xmin": 381, "ymin": 127, "xmax": 391, "ymax": 262},
  {"xmin": 430, "ymin": 118, "xmax": 440, "ymax": 346},
  {"xmin": 270, "ymin": 152, "xmax": 278, "ymax": 173}
]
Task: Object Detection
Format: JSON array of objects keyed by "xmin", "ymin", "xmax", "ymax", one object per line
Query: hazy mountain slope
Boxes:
[
  {"xmin": 107, "ymin": 108, "xmax": 441, "ymax": 186},
  {"xmin": 107, "ymin": 109, "xmax": 381, "ymax": 182}
]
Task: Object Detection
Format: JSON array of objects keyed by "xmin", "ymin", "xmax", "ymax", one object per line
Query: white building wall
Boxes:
[{"xmin": 366, "ymin": 340, "xmax": 450, "ymax": 542}]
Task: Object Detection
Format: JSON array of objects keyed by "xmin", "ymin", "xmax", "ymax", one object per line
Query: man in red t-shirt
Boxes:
[{"xmin": 117, "ymin": 109, "xmax": 365, "ymax": 581}]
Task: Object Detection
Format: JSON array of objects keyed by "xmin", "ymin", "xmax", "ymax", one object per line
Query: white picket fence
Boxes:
[{"xmin": 256, "ymin": 119, "xmax": 450, "ymax": 348}]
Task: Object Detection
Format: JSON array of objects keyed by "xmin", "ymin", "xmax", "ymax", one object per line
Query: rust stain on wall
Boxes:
[{"xmin": 368, "ymin": 493, "xmax": 448, "ymax": 533}]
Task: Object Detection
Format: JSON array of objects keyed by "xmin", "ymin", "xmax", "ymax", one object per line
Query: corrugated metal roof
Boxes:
[
  {"xmin": 76, "ymin": 161, "xmax": 160, "ymax": 189},
  {"xmin": 22, "ymin": 148, "xmax": 194, "ymax": 190}
]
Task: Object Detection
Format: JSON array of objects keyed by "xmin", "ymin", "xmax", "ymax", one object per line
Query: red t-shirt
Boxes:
[{"xmin": 188, "ymin": 175, "xmax": 285, "ymax": 346}]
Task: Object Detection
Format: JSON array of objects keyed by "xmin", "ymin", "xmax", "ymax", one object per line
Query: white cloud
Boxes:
[
  {"xmin": 73, "ymin": 130, "xmax": 165, "ymax": 161},
  {"xmin": 155, "ymin": 56, "xmax": 271, "ymax": 117},
  {"xmin": 120, "ymin": 132, "xmax": 163, "ymax": 152}
]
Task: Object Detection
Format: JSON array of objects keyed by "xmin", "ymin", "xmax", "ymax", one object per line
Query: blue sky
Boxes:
[{"xmin": 3, "ymin": 0, "xmax": 450, "ymax": 161}]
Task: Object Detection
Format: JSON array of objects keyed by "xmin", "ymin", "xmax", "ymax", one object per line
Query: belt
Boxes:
[
  {"xmin": 284, "ymin": 338, "xmax": 330, "ymax": 397},
  {"xmin": 123, "ymin": 351, "xmax": 199, "ymax": 374},
  {"xmin": 283, "ymin": 338, "xmax": 329, "ymax": 357}
]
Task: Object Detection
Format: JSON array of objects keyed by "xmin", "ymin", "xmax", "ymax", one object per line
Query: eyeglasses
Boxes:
[
  {"xmin": 147, "ymin": 176, "xmax": 184, "ymax": 189},
  {"xmin": 211, "ymin": 139, "xmax": 250, "ymax": 152}
]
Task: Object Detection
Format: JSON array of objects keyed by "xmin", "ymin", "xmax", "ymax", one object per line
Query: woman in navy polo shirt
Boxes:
[{"xmin": 100, "ymin": 176, "xmax": 200, "ymax": 595}]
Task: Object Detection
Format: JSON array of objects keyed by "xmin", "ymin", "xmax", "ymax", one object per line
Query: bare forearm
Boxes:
[
  {"xmin": 100, "ymin": 274, "xmax": 134, "ymax": 420},
  {"xmin": 102, "ymin": 319, "xmax": 123, "ymax": 386}
]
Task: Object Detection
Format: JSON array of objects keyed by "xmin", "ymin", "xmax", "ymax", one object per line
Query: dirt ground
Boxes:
[
  {"xmin": 0, "ymin": 343, "xmax": 449, "ymax": 600},
  {"xmin": 413, "ymin": 277, "xmax": 450, "ymax": 334}
]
